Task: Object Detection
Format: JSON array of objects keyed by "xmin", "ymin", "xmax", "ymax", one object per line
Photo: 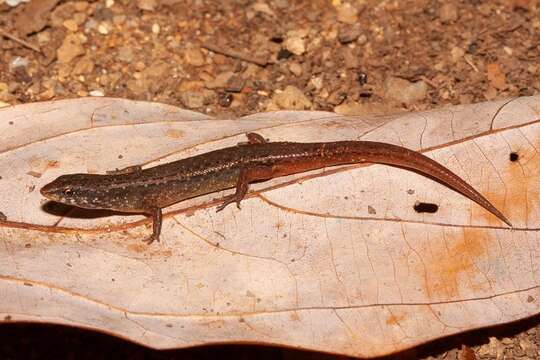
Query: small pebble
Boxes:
[
  {"xmin": 336, "ymin": 3, "xmax": 358, "ymax": 24},
  {"xmin": 84, "ymin": 18, "xmax": 99, "ymax": 32},
  {"xmin": 288, "ymin": 62, "xmax": 303, "ymax": 76},
  {"xmin": 184, "ymin": 48, "xmax": 205, "ymax": 67},
  {"xmin": 271, "ymin": 85, "xmax": 312, "ymax": 110},
  {"xmin": 0, "ymin": 82, "xmax": 9, "ymax": 101},
  {"xmin": 63, "ymin": 19, "xmax": 79, "ymax": 32},
  {"xmin": 451, "ymin": 46, "xmax": 465, "ymax": 62},
  {"xmin": 89, "ymin": 90, "xmax": 105, "ymax": 97},
  {"xmin": 308, "ymin": 76, "xmax": 324, "ymax": 91},
  {"xmin": 57, "ymin": 34, "xmax": 85, "ymax": 64},
  {"xmin": 137, "ymin": 0, "xmax": 157, "ymax": 11},
  {"xmin": 180, "ymin": 91, "xmax": 205, "ymax": 108},
  {"xmin": 338, "ymin": 26, "xmax": 362, "ymax": 43},
  {"xmin": 487, "ymin": 63, "xmax": 507, "ymax": 90},
  {"xmin": 113, "ymin": 15, "xmax": 126, "ymax": 25},
  {"xmin": 283, "ymin": 38, "xmax": 305, "ymax": 56},
  {"xmin": 74, "ymin": 2, "xmax": 89, "ymax": 11},
  {"xmin": 284, "ymin": 29, "xmax": 308, "ymax": 56},
  {"xmin": 37, "ymin": 31, "xmax": 51, "ymax": 45},
  {"xmin": 143, "ymin": 61, "xmax": 170, "ymax": 78},
  {"xmin": 73, "ymin": 13, "xmax": 87, "ymax": 26},
  {"xmin": 117, "ymin": 46, "xmax": 135, "ymax": 63},
  {"xmin": 72, "ymin": 55, "xmax": 95, "ymax": 75},
  {"xmin": 252, "ymin": 2, "xmax": 275, "ymax": 16},
  {"xmin": 9, "ymin": 57, "xmax": 29, "ymax": 72},
  {"xmin": 357, "ymin": 34, "xmax": 368, "ymax": 45},
  {"xmin": 477, "ymin": 3, "xmax": 492, "ymax": 16},
  {"xmin": 134, "ymin": 62, "xmax": 146, "ymax": 71},
  {"xmin": 458, "ymin": 345, "xmax": 476, "ymax": 360},
  {"xmin": 6, "ymin": 0, "xmax": 30, "ymax": 7},
  {"xmin": 439, "ymin": 3, "xmax": 458, "ymax": 23},
  {"xmin": 205, "ymin": 71, "xmax": 234, "ymax": 89},
  {"xmin": 340, "ymin": 46, "xmax": 358, "ymax": 69},
  {"xmin": 327, "ymin": 88, "xmax": 347, "ymax": 105},
  {"xmin": 98, "ymin": 22, "xmax": 111, "ymax": 35},
  {"xmin": 225, "ymin": 75, "xmax": 245, "ymax": 93},
  {"xmin": 384, "ymin": 77, "xmax": 428, "ymax": 105}
]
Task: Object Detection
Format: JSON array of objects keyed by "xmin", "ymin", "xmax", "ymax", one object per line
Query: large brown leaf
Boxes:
[{"xmin": 0, "ymin": 97, "xmax": 538, "ymax": 357}]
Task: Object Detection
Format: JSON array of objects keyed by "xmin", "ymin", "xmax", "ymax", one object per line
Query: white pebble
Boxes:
[{"xmin": 89, "ymin": 90, "xmax": 105, "ymax": 97}]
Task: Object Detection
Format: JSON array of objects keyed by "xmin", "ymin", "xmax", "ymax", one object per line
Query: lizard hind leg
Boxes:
[{"xmin": 216, "ymin": 165, "xmax": 275, "ymax": 212}]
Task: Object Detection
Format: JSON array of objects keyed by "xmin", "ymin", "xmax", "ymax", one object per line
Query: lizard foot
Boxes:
[
  {"xmin": 216, "ymin": 194, "xmax": 242, "ymax": 212},
  {"xmin": 142, "ymin": 234, "xmax": 158, "ymax": 244}
]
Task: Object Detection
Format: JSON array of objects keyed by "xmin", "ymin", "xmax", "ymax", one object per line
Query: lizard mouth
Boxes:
[
  {"xmin": 40, "ymin": 179, "xmax": 68, "ymax": 203},
  {"xmin": 40, "ymin": 184, "xmax": 54, "ymax": 198},
  {"xmin": 40, "ymin": 182, "xmax": 59, "ymax": 200}
]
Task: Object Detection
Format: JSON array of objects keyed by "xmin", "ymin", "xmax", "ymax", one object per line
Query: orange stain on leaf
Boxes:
[
  {"xmin": 425, "ymin": 228, "xmax": 491, "ymax": 300},
  {"xmin": 127, "ymin": 242, "xmax": 146, "ymax": 253},
  {"xmin": 290, "ymin": 311, "xmax": 301, "ymax": 321},
  {"xmin": 202, "ymin": 319, "xmax": 226, "ymax": 329},
  {"xmin": 28, "ymin": 155, "xmax": 57, "ymax": 175},
  {"xmin": 47, "ymin": 160, "xmax": 59, "ymax": 169},
  {"xmin": 467, "ymin": 131, "xmax": 540, "ymax": 228},
  {"xmin": 385, "ymin": 312, "xmax": 406, "ymax": 326},
  {"xmin": 166, "ymin": 129, "xmax": 184, "ymax": 139},
  {"xmin": 503, "ymin": 140, "xmax": 540, "ymax": 227}
]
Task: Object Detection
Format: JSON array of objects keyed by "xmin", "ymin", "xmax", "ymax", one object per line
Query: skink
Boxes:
[{"xmin": 40, "ymin": 133, "xmax": 511, "ymax": 243}]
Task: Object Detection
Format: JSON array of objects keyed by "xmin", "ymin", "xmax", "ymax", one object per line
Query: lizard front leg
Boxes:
[{"xmin": 142, "ymin": 207, "xmax": 162, "ymax": 244}]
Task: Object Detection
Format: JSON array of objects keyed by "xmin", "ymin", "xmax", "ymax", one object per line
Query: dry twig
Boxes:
[
  {"xmin": 202, "ymin": 42, "xmax": 268, "ymax": 67},
  {"xmin": 0, "ymin": 29, "xmax": 41, "ymax": 53}
]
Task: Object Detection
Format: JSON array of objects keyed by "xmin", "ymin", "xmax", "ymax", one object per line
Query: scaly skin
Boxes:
[{"xmin": 40, "ymin": 133, "xmax": 512, "ymax": 244}]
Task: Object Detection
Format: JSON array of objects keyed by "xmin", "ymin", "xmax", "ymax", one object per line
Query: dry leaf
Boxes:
[
  {"xmin": 0, "ymin": 97, "xmax": 539, "ymax": 358},
  {"xmin": 459, "ymin": 345, "xmax": 477, "ymax": 360},
  {"xmin": 487, "ymin": 63, "xmax": 508, "ymax": 90},
  {"xmin": 13, "ymin": 0, "xmax": 61, "ymax": 36}
]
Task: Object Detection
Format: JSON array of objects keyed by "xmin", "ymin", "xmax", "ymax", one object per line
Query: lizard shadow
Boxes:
[{"xmin": 41, "ymin": 200, "xmax": 138, "ymax": 220}]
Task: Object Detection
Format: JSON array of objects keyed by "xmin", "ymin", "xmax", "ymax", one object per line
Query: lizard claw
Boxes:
[
  {"xmin": 216, "ymin": 195, "xmax": 242, "ymax": 212},
  {"xmin": 142, "ymin": 235, "xmax": 157, "ymax": 244}
]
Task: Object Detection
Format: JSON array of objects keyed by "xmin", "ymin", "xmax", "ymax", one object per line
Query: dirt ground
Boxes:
[{"xmin": 0, "ymin": 0, "xmax": 539, "ymax": 359}]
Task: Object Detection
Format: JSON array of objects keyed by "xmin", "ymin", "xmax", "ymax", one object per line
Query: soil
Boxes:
[{"xmin": 0, "ymin": 0, "xmax": 539, "ymax": 359}]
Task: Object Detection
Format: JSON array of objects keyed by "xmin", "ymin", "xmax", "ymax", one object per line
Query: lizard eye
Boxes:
[{"xmin": 63, "ymin": 188, "xmax": 73, "ymax": 196}]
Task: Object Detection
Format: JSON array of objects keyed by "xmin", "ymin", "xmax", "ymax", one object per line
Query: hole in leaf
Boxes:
[
  {"xmin": 414, "ymin": 202, "xmax": 439, "ymax": 214},
  {"xmin": 509, "ymin": 152, "xmax": 519, "ymax": 162}
]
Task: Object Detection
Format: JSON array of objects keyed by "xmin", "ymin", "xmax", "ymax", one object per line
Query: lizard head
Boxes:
[{"xmin": 40, "ymin": 173, "xmax": 112, "ymax": 209}]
